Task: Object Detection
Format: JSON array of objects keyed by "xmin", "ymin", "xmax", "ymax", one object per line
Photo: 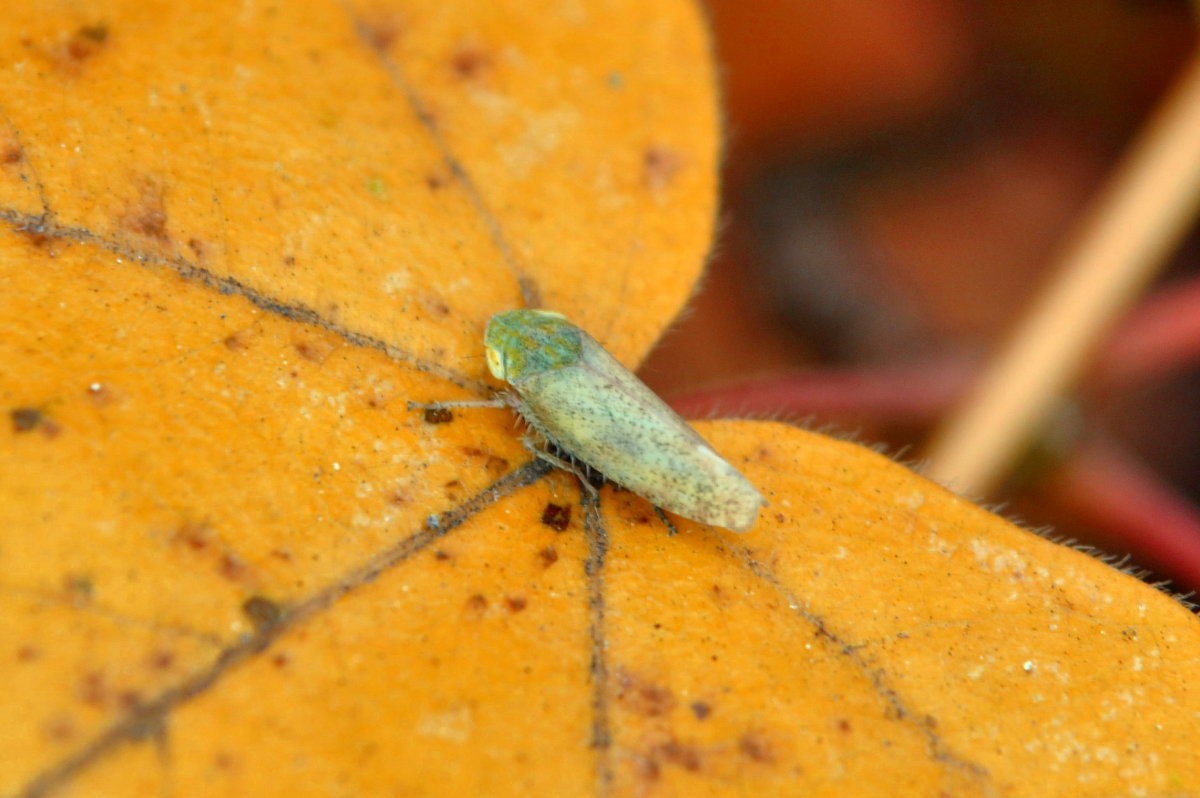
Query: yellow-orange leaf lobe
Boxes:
[{"xmin": 2, "ymin": 1, "xmax": 1199, "ymax": 797}]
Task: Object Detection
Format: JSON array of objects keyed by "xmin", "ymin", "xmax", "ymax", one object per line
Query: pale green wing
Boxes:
[{"xmin": 511, "ymin": 331, "xmax": 764, "ymax": 532}]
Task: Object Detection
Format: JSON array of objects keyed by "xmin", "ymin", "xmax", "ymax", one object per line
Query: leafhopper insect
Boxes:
[{"xmin": 415, "ymin": 309, "xmax": 766, "ymax": 533}]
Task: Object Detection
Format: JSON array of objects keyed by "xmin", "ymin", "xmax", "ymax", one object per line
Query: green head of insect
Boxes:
[{"xmin": 484, "ymin": 309, "xmax": 584, "ymax": 385}]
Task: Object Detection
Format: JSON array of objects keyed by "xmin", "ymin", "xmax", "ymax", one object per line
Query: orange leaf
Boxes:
[{"xmin": 2, "ymin": 2, "xmax": 1199, "ymax": 798}]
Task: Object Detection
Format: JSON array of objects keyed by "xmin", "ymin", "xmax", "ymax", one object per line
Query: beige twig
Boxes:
[{"xmin": 923, "ymin": 51, "xmax": 1200, "ymax": 496}]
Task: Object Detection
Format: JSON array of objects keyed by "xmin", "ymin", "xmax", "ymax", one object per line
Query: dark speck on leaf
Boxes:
[
  {"xmin": 656, "ymin": 740, "xmax": 701, "ymax": 772},
  {"xmin": 451, "ymin": 45, "xmax": 490, "ymax": 80},
  {"xmin": 740, "ymin": 732, "xmax": 774, "ymax": 763},
  {"xmin": 359, "ymin": 15, "xmax": 402, "ymax": 52},
  {"xmin": 241, "ymin": 596, "xmax": 283, "ymax": 632},
  {"xmin": 79, "ymin": 24, "xmax": 109, "ymax": 43},
  {"xmin": 616, "ymin": 670, "xmax": 675, "ymax": 717},
  {"xmin": 11, "ymin": 407, "xmax": 42, "ymax": 432},
  {"xmin": 424, "ymin": 407, "xmax": 453, "ymax": 424},
  {"xmin": 10, "ymin": 406, "xmax": 59, "ymax": 437},
  {"xmin": 643, "ymin": 146, "xmax": 683, "ymax": 191},
  {"xmin": 63, "ymin": 573, "xmax": 94, "ymax": 605},
  {"xmin": 541, "ymin": 503, "xmax": 571, "ymax": 531},
  {"xmin": 44, "ymin": 717, "xmax": 76, "ymax": 742}
]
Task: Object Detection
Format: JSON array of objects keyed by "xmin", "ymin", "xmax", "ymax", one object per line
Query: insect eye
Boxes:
[{"xmin": 485, "ymin": 346, "xmax": 505, "ymax": 380}]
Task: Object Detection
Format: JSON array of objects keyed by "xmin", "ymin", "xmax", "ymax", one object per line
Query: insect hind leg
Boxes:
[
  {"xmin": 652, "ymin": 505, "xmax": 680, "ymax": 537},
  {"xmin": 524, "ymin": 437, "xmax": 680, "ymax": 537},
  {"xmin": 520, "ymin": 435, "xmax": 599, "ymax": 500}
]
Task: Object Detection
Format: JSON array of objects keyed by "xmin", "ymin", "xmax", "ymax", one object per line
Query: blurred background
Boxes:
[{"xmin": 641, "ymin": 0, "xmax": 1200, "ymax": 593}]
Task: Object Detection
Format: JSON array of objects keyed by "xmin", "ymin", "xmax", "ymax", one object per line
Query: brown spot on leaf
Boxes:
[
  {"xmin": 2, "ymin": 142, "xmax": 22, "ymax": 164},
  {"xmin": 16, "ymin": 645, "xmax": 40, "ymax": 662},
  {"xmin": 423, "ymin": 407, "xmax": 453, "ymax": 424},
  {"xmin": 451, "ymin": 44, "xmax": 491, "ymax": 81},
  {"xmin": 709, "ymin": 582, "xmax": 736, "ymax": 609},
  {"xmin": 213, "ymin": 751, "xmax": 238, "ymax": 770},
  {"xmin": 633, "ymin": 737, "xmax": 705, "ymax": 780},
  {"xmin": 541, "ymin": 503, "xmax": 571, "ymax": 532},
  {"xmin": 118, "ymin": 690, "xmax": 143, "ymax": 710},
  {"xmin": 464, "ymin": 593, "xmax": 488, "ymax": 615},
  {"xmin": 739, "ymin": 732, "xmax": 775, "ymax": 763},
  {"xmin": 120, "ymin": 178, "xmax": 171, "ymax": 246},
  {"xmin": 293, "ymin": 337, "xmax": 335, "ymax": 363},
  {"xmin": 461, "ymin": 446, "xmax": 508, "ymax": 476},
  {"xmin": 423, "ymin": 297, "xmax": 451, "ymax": 318},
  {"xmin": 643, "ymin": 146, "xmax": 683, "ymax": 192},
  {"xmin": 148, "ymin": 649, "xmax": 175, "ymax": 671},
  {"xmin": 79, "ymin": 23, "xmax": 109, "ymax": 42},
  {"xmin": 174, "ymin": 520, "xmax": 213, "ymax": 551},
  {"xmin": 616, "ymin": 669, "xmax": 675, "ymax": 717},
  {"xmin": 41, "ymin": 23, "xmax": 110, "ymax": 72},
  {"xmin": 10, "ymin": 406, "xmax": 60, "ymax": 438},
  {"xmin": 44, "ymin": 716, "xmax": 77, "ymax": 742},
  {"xmin": 359, "ymin": 14, "xmax": 404, "ymax": 52},
  {"xmin": 689, "ymin": 701, "xmax": 711, "ymax": 720},
  {"xmin": 242, "ymin": 596, "xmax": 283, "ymax": 632},
  {"xmin": 271, "ymin": 652, "xmax": 291, "ymax": 669},
  {"xmin": 425, "ymin": 171, "xmax": 448, "ymax": 190},
  {"xmin": 538, "ymin": 545, "xmax": 559, "ymax": 568},
  {"xmin": 187, "ymin": 237, "xmax": 207, "ymax": 260},
  {"xmin": 433, "ymin": 549, "xmax": 452, "ymax": 562},
  {"xmin": 78, "ymin": 670, "xmax": 108, "ymax": 706},
  {"xmin": 224, "ymin": 332, "xmax": 249, "ymax": 351},
  {"xmin": 129, "ymin": 201, "xmax": 167, "ymax": 239},
  {"xmin": 11, "ymin": 406, "xmax": 44, "ymax": 433},
  {"xmin": 222, "ymin": 550, "xmax": 252, "ymax": 576},
  {"xmin": 17, "ymin": 227, "xmax": 58, "ymax": 255},
  {"xmin": 631, "ymin": 752, "xmax": 661, "ymax": 782},
  {"xmin": 654, "ymin": 740, "xmax": 701, "ymax": 772},
  {"xmin": 504, "ymin": 596, "xmax": 527, "ymax": 613},
  {"xmin": 63, "ymin": 573, "xmax": 94, "ymax": 606}
]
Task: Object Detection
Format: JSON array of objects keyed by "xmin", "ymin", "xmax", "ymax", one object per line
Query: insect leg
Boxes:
[
  {"xmin": 653, "ymin": 505, "xmax": 680, "ymax": 537},
  {"xmin": 520, "ymin": 435, "xmax": 599, "ymax": 500},
  {"xmin": 406, "ymin": 399, "xmax": 508, "ymax": 411}
]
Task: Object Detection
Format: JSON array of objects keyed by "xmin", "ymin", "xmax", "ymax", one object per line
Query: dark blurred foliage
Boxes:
[{"xmin": 641, "ymin": 0, "xmax": 1200, "ymax": 589}]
